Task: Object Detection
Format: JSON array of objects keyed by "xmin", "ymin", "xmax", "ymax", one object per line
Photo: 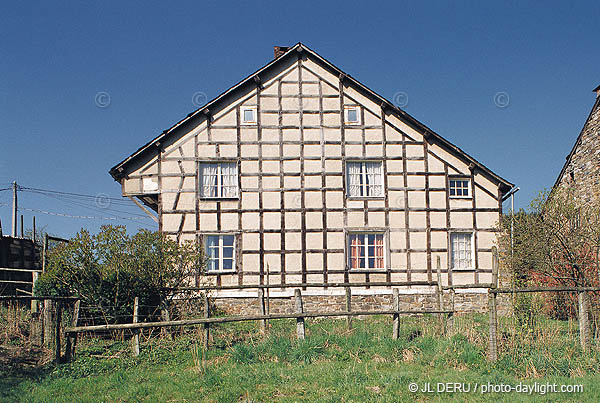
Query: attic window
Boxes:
[
  {"xmin": 449, "ymin": 178, "xmax": 471, "ymax": 198},
  {"xmin": 241, "ymin": 106, "xmax": 257, "ymax": 125},
  {"xmin": 344, "ymin": 106, "xmax": 360, "ymax": 125}
]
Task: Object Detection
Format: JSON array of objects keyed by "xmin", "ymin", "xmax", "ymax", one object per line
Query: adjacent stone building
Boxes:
[
  {"xmin": 109, "ymin": 43, "xmax": 513, "ymax": 313},
  {"xmin": 554, "ymin": 86, "xmax": 600, "ymax": 202}
]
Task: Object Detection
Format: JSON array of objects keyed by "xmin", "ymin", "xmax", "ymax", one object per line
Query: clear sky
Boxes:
[{"xmin": 1, "ymin": 1, "xmax": 599, "ymax": 238}]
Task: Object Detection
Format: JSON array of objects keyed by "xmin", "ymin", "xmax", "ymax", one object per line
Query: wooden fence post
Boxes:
[
  {"xmin": 160, "ymin": 299, "xmax": 172, "ymax": 340},
  {"xmin": 132, "ymin": 297, "xmax": 140, "ymax": 356},
  {"xmin": 436, "ymin": 256, "xmax": 445, "ymax": 335},
  {"xmin": 345, "ymin": 287, "xmax": 352, "ymax": 330},
  {"xmin": 295, "ymin": 289, "xmax": 305, "ymax": 340},
  {"xmin": 55, "ymin": 302, "xmax": 62, "ymax": 362},
  {"xmin": 43, "ymin": 299, "xmax": 54, "ymax": 347},
  {"xmin": 578, "ymin": 291, "xmax": 591, "ymax": 352},
  {"xmin": 392, "ymin": 288, "xmax": 400, "ymax": 340},
  {"xmin": 488, "ymin": 246, "xmax": 499, "ymax": 362},
  {"xmin": 31, "ymin": 272, "xmax": 39, "ymax": 312},
  {"xmin": 64, "ymin": 300, "xmax": 80, "ymax": 361},
  {"xmin": 448, "ymin": 288, "xmax": 455, "ymax": 333},
  {"xmin": 258, "ymin": 288, "xmax": 267, "ymax": 332},
  {"xmin": 203, "ymin": 293, "xmax": 210, "ymax": 350},
  {"xmin": 42, "ymin": 234, "xmax": 48, "ymax": 272}
]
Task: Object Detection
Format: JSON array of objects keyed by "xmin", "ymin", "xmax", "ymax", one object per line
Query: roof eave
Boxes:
[
  {"xmin": 110, "ymin": 42, "xmax": 513, "ymax": 193},
  {"xmin": 552, "ymin": 95, "xmax": 600, "ymax": 190}
]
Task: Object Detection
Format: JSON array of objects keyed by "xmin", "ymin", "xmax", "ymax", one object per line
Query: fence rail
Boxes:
[
  {"xmin": 65, "ymin": 309, "xmax": 453, "ymax": 334},
  {"xmin": 491, "ymin": 286, "xmax": 600, "ymax": 294},
  {"xmin": 4, "ymin": 245, "xmax": 600, "ymax": 365}
]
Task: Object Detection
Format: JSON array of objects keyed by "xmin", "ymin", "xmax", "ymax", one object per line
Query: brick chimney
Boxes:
[{"xmin": 273, "ymin": 46, "xmax": 290, "ymax": 59}]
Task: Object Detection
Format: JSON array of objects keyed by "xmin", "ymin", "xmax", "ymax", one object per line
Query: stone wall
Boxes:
[
  {"xmin": 211, "ymin": 292, "xmax": 509, "ymax": 316},
  {"xmin": 556, "ymin": 95, "xmax": 600, "ymax": 205}
]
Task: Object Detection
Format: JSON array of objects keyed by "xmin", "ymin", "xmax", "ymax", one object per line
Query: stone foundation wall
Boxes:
[{"xmin": 211, "ymin": 292, "xmax": 509, "ymax": 316}]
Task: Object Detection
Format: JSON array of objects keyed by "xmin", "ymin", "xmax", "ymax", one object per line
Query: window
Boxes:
[
  {"xmin": 205, "ymin": 235, "xmax": 235, "ymax": 272},
  {"xmin": 347, "ymin": 161, "xmax": 383, "ymax": 197},
  {"xmin": 344, "ymin": 106, "xmax": 360, "ymax": 125},
  {"xmin": 142, "ymin": 177, "xmax": 158, "ymax": 193},
  {"xmin": 241, "ymin": 106, "xmax": 257, "ymax": 125},
  {"xmin": 450, "ymin": 232, "xmax": 473, "ymax": 270},
  {"xmin": 449, "ymin": 178, "xmax": 471, "ymax": 198},
  {"xmin": 348, "ymin": 233, "xmax": 385, "ymax": 270},
  {"xmin": 199, "ymin": 162, "xmax": 238, "ymax": 198}
]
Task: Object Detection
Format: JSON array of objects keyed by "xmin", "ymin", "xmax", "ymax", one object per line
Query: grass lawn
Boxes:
[{"xmin": 2, "ymin": 314, "xmax": 599, "ymax": 402}]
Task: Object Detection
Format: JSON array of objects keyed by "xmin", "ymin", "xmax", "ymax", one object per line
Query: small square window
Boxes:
[
  {"xmin": 449, "ymin": 179, "xmax": 471, "ymax": 198},
  {"xmin": 241, "ymin": 107, "xmax": 257, "ymax": 125},
  {"xmin": 344, "ymin": 106, "xmax": 360, "ymax": 125}
]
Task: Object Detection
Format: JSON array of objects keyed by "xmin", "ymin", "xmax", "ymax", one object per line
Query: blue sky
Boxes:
[{"xmin": 1, "ymin": 1, "xmax": 599, "ymax": 238}]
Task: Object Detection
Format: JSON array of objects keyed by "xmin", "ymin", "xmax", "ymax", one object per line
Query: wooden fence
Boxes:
[
  {"xmin": 0, "ymin": 295, "xmax": 79, "ymax": 362},
  {"xmin": 63, "ymin": 257, "xmax": 479, "ymax": 362},
  {"xmin": 5, "ymin": 246, "xmax": 600, "ymax": 364}
]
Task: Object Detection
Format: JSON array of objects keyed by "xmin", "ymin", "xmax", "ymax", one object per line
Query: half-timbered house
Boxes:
[{"xmin": 109, "ymin": 43, "xmax": 513, "ymax": 312}]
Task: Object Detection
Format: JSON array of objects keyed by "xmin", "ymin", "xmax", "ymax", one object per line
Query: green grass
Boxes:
[{"xmin": 2, "ymin": 315, "xmax": 600, "ymax": 402}]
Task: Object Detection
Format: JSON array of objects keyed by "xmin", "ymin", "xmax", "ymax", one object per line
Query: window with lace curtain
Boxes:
[
  {"xmin": 348, "ymin": 233, "xmax": 385, "ymax": 270},
  {"xmin": 199, "ymin": 162, "xmax": 238, "ymax": 198},
  {"xmin": 346, "ymin": 161, "xmax": 383, "ymax": 197},
  {"xmin": 450, "ymin": 232, "xmax": 473, "ymax": 270}
]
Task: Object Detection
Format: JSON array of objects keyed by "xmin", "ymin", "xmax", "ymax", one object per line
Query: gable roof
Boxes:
[
  {"xmin": 109, "ymin": 42, "xmax": 513, "ymax": 192},
  {"xmin": 553, "ymin": 91, "xmax": 600, "ymax": 188}
]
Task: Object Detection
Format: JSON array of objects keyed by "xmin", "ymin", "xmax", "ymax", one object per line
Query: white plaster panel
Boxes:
[{"xmin": 264, "ymin": 212, "xmax": 281, "ymax": 229}]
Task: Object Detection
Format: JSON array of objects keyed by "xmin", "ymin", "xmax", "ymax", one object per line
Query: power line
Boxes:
[
  {"xmin": 23, "ymin": 189, "xmax": 149, "ymax": 218},
  {"xmin": 19, "ymin": 186, "xmax": 135, "ymax": 205},
  {"xmin": 20, "ymin": 207, "xmax": 151, "ymax": 222},
  {"xmin": 8, "ymin": 183, "xmax": 155, "ymax": 226},
  {"xmin": 22, "ymin": 193, "xmax": 151, "ymax": 222}
]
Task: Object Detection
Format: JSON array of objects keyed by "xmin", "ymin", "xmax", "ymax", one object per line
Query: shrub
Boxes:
[{"xmin": 34, "ymin": 225, "xmax": 203, "ymax": 323}]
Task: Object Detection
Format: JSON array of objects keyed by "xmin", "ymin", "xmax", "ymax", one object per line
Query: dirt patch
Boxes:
[{"xmin": 0, "ymin": 343, "xmax": 52, "ymax": 374}]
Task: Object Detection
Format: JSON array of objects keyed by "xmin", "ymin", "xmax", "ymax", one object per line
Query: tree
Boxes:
[
  {"xmin": 499, "ymin": 189, "xmax": 600, "ymax": 289},
  {"xmin": 35, "ymin": 225, "xmax": 204, "ymax": 324},
  {"xmin": 498, "ymin": 189, "xmax": 600, "ymax": 348}
]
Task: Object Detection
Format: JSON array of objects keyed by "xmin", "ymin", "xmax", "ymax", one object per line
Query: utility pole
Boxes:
[{"xmin": 12, "ymin": 181, "xmax": 18, "ymax": 237}]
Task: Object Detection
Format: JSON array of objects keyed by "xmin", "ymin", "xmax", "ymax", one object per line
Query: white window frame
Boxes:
[
  {"xmin": 347, "ymin": 232, "xmax": 387, "ymax": 271},
  {"xmin": 198, "ymin": 161, "xmax": 239, "ymax": 199},
  {"xmin": 204, "ymin": 234, "xmax": 236, "ymax": 273},
  {"xmin": 449, "ymin": 178, "xmax": 471, "ymax": 199},
  {"xmin": 449, "ymin": 232, "xmax": 474, "ymax": 271},
  {"xmin": 344, "ymin": 105, "xmax": 361, "ymax": 125},
  {"xmin": 241, "ymin": 106, "xmax": 257, "ymax": 125},
  {"xmin": 346, "ymin": 161, "xmax": 384, "ymax": 198},
  {"xmin": 142, "ymin": 177, "xmax": 158, "ymax": 194}
]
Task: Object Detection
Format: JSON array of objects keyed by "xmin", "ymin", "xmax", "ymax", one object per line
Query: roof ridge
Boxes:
[
  {"xmin": 553, "ymin": 94, "xmax": 600, "ymax": 189},
  {"xmin": 110, "ymin": 43, "xmax": 513, "ymax": 191}
]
